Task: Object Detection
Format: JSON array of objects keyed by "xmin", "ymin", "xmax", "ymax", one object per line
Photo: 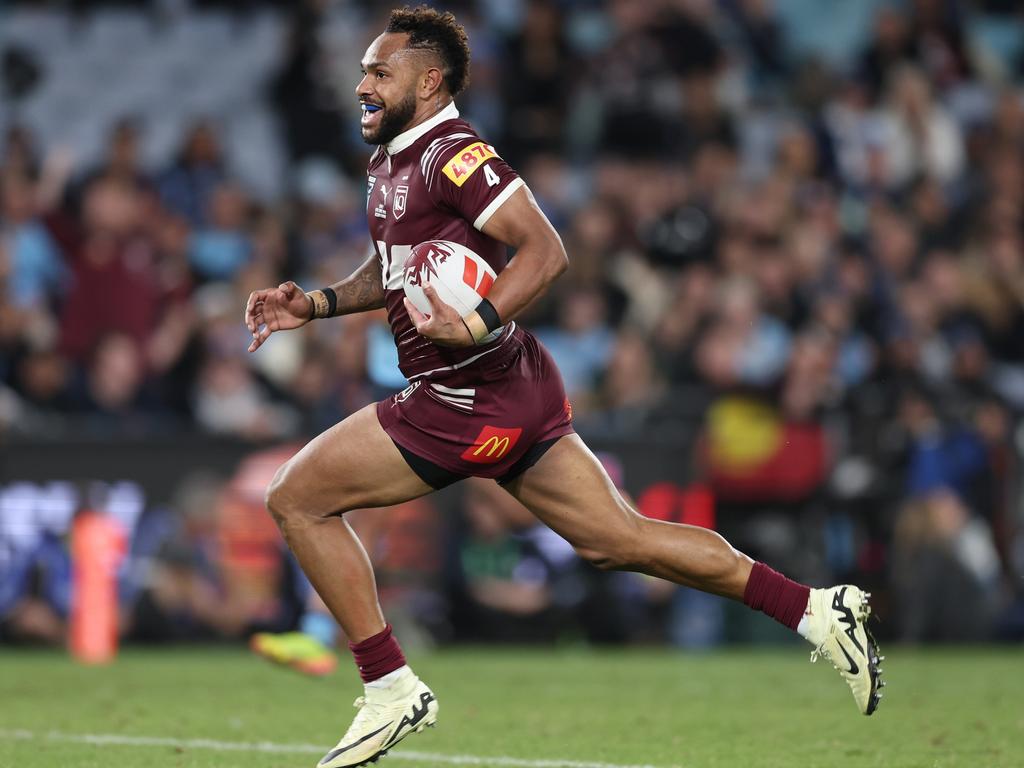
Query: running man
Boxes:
[{"xmin": 244, "ymin": 7, "xmax": 883, "ymax": 768}]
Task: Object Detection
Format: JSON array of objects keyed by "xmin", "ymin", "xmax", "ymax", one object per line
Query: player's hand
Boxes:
[
  {"xmin": 244, "ymin": 281, "xmax": 313, "ymax": 352},
  {"xmin": 404, "ymin": 283, "xmax": 474, "ymax": 348}
]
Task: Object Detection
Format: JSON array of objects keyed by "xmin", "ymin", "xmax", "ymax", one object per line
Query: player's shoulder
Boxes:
[{"xmin": 420, "ymin": 120, "xmax": 504, "ymax": 190}]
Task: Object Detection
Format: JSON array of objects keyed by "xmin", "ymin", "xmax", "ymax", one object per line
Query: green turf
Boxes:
[{"xmin": 0, "ymin": 645, "xmax": 1021, "ymax": 768}]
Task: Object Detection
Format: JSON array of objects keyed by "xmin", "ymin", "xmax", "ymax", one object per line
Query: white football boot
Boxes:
[
  {"xmin": 317, "ymin": 667, "xmax": 438, "ymax": 768},
  {"xmin": 803, "ymin": 585, "xmax": 884, "ymax": 715}
]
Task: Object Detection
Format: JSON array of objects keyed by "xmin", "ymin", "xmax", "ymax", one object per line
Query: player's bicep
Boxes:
[
  {"xmin": 479, "ymin": 184, "xmax": 559, "ymax": 250},
  {"xmin": 477, "ymin": 184, "xmax": 567, "ymax": 318}
]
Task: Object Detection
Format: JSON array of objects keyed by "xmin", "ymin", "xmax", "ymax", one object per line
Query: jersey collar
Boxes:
[{"xmin": 385, "ymin": 101, "xmax": 459, "ymax": 155}]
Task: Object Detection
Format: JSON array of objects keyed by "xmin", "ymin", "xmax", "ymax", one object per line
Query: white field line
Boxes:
[{"xmin": 0, "ymin": 728, "xmax": 665, "ymax": 768}]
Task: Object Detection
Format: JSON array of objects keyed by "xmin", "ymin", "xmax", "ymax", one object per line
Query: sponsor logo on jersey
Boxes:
[
  {"xmin": 461, "ymin": 425, "xmax": 522, "ymax": 463},
  {"xmin": 393, "ymin": 185, "xmax": 409, "ymax": 220},
  {"xmin": 442, "ymin": 142, "xmax": 498, "ymax": 187},
  {"xmin": 366, "ymin": 175, "xmax": 376, "ymax": 201}
]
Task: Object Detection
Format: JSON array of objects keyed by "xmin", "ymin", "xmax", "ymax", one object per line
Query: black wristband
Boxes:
[
  {"xmin": 321, "ymin": 286, "xmax": 338, "ymax": 317},
  {"xmin": 474, "ymin": 298, "xmax": 502, "ymax": 333}
]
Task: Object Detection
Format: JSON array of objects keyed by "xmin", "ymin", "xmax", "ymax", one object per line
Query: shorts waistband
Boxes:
[{"xmin": 406, "ymin": 323, "xmax": 522, "ymax": 384}]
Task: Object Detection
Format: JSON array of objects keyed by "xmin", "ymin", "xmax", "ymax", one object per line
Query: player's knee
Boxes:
[{"xmin": 264, "ymin": 461, "xmax": 309, "ymax": 528}]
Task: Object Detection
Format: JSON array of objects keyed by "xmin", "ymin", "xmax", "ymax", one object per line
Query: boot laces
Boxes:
[{"xmin": 343, "ymin": 695, "xmax": 388, "ymax": 739}]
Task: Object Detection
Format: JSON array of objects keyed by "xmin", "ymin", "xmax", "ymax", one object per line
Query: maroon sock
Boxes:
[
  {"xmin": 349, "ymin": 624, "xmax": 407, "ymax": 683},
  {"xmin": 742, "ymin": 561, "xmax": 811, "ymax": 631}
]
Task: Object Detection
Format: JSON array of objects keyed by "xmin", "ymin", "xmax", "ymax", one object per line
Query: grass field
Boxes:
[{"xmin": 1, "ymin": 646, "xmax": 1021, "ymax": 768}]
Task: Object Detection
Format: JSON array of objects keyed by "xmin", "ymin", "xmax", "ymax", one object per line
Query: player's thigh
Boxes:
[
  {"xmin": 269, "ymin": 403, "xmax": 434, "ymax": 515},
  {"xmin": 502, "ymin": 434, "xmax": 643, "ymax": 555}
]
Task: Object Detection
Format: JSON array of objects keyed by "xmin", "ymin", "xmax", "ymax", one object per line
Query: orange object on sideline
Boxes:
[{"xmin": 69, "ymin": 510, "xmax": 126, "ymax": 664}]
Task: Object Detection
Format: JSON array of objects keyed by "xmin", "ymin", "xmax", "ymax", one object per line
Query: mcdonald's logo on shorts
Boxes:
[{"xmin": 461, "ymin": 425, "xmax": 523, "ymax": 464}]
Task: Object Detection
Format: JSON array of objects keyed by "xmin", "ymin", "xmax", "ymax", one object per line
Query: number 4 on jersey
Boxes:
[{"xmin": 483, "ymin": 164, "xmax": 500, "ymax": 187}]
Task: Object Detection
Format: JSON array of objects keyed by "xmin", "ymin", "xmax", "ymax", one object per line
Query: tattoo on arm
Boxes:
[{"xmin": 330, "ymin": 254, "xmax": 386, "ymax": 315}]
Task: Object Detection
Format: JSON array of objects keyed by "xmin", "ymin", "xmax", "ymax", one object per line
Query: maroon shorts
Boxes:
[{"xmin": 376, "ymin": 325, "xmax": 575, "ymax": 487}]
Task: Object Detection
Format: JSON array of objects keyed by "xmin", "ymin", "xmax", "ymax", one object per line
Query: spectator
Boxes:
[
  {"xmin": 56, "ymin": 177, "xmax": 173, "ymax": 363},
  {"xmin": 697, "ymin": 278, "xmax": 792, "ymax": 388},
  {"xmin": 75, "ymin": 332, "xmax": 152, "ymax": 436},
  {"xmin": 189, "ymin": 182, "xmax": 252, "ymax": 282},
  {"xmin": 1, "ymin": 170, "xmax": 66, "ymax": 311},
  {"xmin": 535, "ymin": 287, "xmax": 615, "ymax": 406},
  {"xmin": 892, "ymin": 490, "xmax": 999, "ymax": 641},
  {"xmin": 500, "ymin": 0, "xmax": 571, "ymax": 162},
  {"xmin": 75, "ymin": 117, "xmax": 150, "ymax": 199},
  {"xmin": 448, "ymin": 478, "xmax": 582, "ymax": 643},
  {"xmin": 879, "ymin": 65, "xmax": 965, "ymax": 188},
  {"xmin": 159, "ymin": 121, "xmax": 227, "ymax": 228},
  {"xmin": 193, "ymin": 353, "xmax": 298, "ymax": 440},
  {"xmin": 858, "ymin": 7, "xmax": 917, "ymax": 102}
]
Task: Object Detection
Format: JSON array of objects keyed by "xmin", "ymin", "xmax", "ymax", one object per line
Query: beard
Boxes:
[{"xmin": 362, "ymin": 92, "xmax": 417, "ymax": 146}]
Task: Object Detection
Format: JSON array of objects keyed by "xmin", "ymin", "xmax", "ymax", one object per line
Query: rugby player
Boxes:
[{"xmin": 244, "ymin": 7, "xmax": 884, "ymax": 767}]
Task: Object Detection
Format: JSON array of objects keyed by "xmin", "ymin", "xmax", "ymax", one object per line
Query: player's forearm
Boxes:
[
  {"xmin": 486, "ymin": 231, "xmax": 567, "ymax": 323},
  {"xmin": 328, "ymin": 253, "xmax": 386, "ymax": 315}
]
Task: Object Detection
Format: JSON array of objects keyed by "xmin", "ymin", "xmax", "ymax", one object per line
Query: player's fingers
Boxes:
[
  {"xmin": 244, "ymin": 291, "xmax": 261, "ymax": 331},
  {"xmin": 404, "ymin": 297, "xmax": 430, "ymax": 331},
  {"xmin": 279, "ymin": 281, "xmax": 297, "ymax": 298},
  {"xmin": 421, "ymin": 282, "xmax": 443, "ymax": 314},
  {"xmin": 248, "ymin": 324, "xmax": 272, "ymax": 352},
  {"xmin": 247, "ymin": 290, "xmax": 271, "ymax": 331}
]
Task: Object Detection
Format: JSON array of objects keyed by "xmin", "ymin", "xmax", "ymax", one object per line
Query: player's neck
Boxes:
[{"xmin": 385, "ymin": 100, "xmax": 458, "ymax": 155}]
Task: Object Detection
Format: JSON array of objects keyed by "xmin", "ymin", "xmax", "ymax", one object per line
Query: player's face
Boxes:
[{"xmin": 357, "ymin": 33, "xmax": 421, "ymax": 146}]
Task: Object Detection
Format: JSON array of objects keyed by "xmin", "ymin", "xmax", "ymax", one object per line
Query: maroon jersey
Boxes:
[
  {"xmin": 366, "ymin": 103, "xmax": 524, "ymax": 381},
  {"xmin": 370, "ymin": 103, "xmax": 575, "ymax": 486}
]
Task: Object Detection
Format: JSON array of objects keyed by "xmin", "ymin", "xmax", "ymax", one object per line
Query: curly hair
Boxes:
[{"xmin": 386, "ymin": 5, "xmax": 471, "ymax": 97}]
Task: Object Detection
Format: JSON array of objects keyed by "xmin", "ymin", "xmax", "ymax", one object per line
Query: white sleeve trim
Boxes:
[{"xmin": 472, "ymin": 177, "xmax": 525, "ymax": 231}]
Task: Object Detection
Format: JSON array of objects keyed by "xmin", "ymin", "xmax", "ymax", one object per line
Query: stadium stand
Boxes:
[{"xmin": 1, "ymin": 0, "xmax": 1023, "ymax": 647}]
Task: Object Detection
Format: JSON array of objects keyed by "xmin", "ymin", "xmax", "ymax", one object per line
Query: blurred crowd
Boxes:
[{"xmin": 2, "ymin": 0, "xmax": 1024, "ymax": 645}]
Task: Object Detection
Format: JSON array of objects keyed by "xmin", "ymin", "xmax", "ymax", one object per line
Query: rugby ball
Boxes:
[{"xmin": 403, "ymin": 240, "xmax": 502, "ymax": 342}]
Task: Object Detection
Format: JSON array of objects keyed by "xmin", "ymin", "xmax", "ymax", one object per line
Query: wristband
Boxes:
[
  {"xmin": 306, "ymin": 287, "xmax": 338, "ymax": 319},
  {"xmin": 475, "ymin": 298, "xmax": 501, "ymax": 333},
  {"xmin": 464, "ymin": 298, "xmax": 502, "ymax": 344}
]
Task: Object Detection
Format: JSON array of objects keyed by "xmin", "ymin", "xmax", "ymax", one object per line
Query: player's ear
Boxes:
[{"xmin": 420, "ymin": 65, "xmax": 444, "ymax": 100}]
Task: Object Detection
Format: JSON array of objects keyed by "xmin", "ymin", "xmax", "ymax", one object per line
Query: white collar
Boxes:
[{"xmin": 385, "ymin": 101, "xmax": 460, "ymax": 155}]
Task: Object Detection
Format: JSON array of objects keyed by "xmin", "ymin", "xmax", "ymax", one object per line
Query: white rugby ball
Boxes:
[{"xmin": 402, "ymin": 240, "xmax": 502, "ymax": 342}]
